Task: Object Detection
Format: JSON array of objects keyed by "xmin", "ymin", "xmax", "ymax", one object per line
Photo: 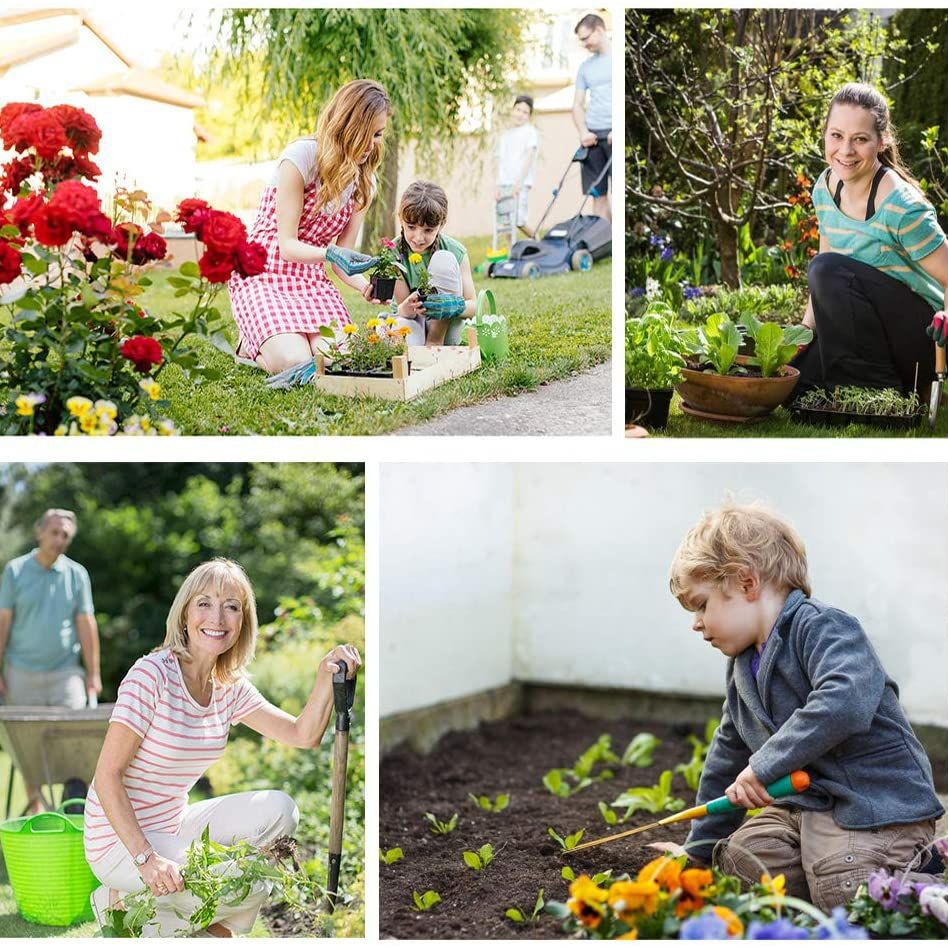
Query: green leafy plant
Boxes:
[
  {"xmin": 547, "ymin": 826, "xmax": 585, "ymax": 852},
  {"xmin": 424, "ymin": 812, "xmax": 458, "ymax": 835},
  {"xmin": 468, "ymin": 792, "xmax": 510, "ymax": 812},
  {"xmin": 679, "ymin": 284, "xmax": 808, "ymax": 326},
  {"xmin": 505, "ymin": 888, "xmax": 545, "ymax": 923},
  {"xmin": 621, "ymin": 732, "xmax": 661, "ymax": 766},
  {"xmin": 562, "ymin": 866, "xmax": 613, "ymax": 885},
  {"xmin": 379, "ymin": 847, "xmax": 404, "ymax": 865},
  {"xmin": 411, "ymin": 890, "xmax": 442, "ymax": 912},
  {"xmin": 612, "ymin": 770, "xmax": 686, "ymax": 820},
  {"xmin": 542, "ymin": 734, "xmax": 617, "ymax": 797},
  {"xmin": 795, "ymin": 386, "xmax": 923, "ymax": 417},
  {"xmin": 692, "ymin": 313, "xmax": 743, "ymax": 375},
  {"xmin": 674, "ymin": 718, "xmax": 719, "ymax": 791},
  {"xmin": 462, "ymin": 843, "xmax": 495, "ymax": 871},
  {"xmin": 598, "ymin": 801, "xmax": 619, "ymax": 825},
  {"xmin": 741, "ymin": 313, "xmax": 812, "ymax": 377},
  {"xmin": 624, "ymin": 301, "xmax": 691, "ymax": 389}
]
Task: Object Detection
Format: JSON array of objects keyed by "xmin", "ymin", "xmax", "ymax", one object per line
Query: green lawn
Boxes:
[
  {"xmin": 651, "ymin": 391, "xmax": 948, "ymax": 437},
  {"xmin": 139, "ymin": 235, "xmax": 610, "ymax": 435}
]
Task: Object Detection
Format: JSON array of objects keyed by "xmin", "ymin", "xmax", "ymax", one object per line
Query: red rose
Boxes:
[
  {"xmin": 48, "ymin": 180, "xmax": 101, "ymax": 231},
  {"xmin": 199, "ymin": 210, "xmax": 246, "ymax": 255},
  {"xmin": 82, "ymin": 211, "xmax": 114, "ymax": 243},
  {"xmin": 235, "ymin": 240, "xmax": 266, "ymax": 278},
  {"xmin": 10, "ymin": 194, "xmax": 43, "ymax": 234},
  {"xmin": 31, "ymin": 204, "xmax": 73, "ymax": 246},
  {"xmin": 0, "ymin": 241, "xmax": 22, "ymax": 285},
  {"xmin": 175, "ymin": 198, "xmax": 211, "ymax": 234},
  {"xmin": 8, "ymin": 111, "xmax": 68, "ymax": 160},
  {"xmin": 0, "ymin": 103, "xmax": 42, "ymax": 149},
  {"xmin": 136, "ymin": 231, "xmax": 167, "ymax": 262},
  {"xmin": 120, "ymin": 335, "xmax": 163, "ymax": 372},
  {"xmin": 48, "ymin": 105, "xmax": 101, "ymax": 155},
  {"xmin": 44, "ymin": 153, "xmax": 102, "ymax": 186},
  {"xmin": 1, "ymin": 155, "xmax": 36, "ymax": 197},
  {"xmin": 198, "ymin": 250, "xmax": 236, "ymax": 283}
]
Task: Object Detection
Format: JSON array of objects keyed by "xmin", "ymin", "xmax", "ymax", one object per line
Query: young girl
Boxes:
[
  {"xmin": 228, "ymin": 79, "xmax": 392, "ymax": 375},
  {"xmin": 495, "ymin": 94, "xmax": 539, "ymax": 242},
  {"xmin": 792, "ymin": 83, "xmax": 947, "ymax": 399},
  {"xmin": 387, "ymin": 181, "xmax": 476, "ymax": 346}
]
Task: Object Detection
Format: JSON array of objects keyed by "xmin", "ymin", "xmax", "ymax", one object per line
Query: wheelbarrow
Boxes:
[{"xmin": 0, "ymin": 705, "xmax": 113, "ymax": 817}]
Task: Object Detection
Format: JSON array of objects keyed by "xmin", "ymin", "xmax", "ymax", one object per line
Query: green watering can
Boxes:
[{"xmin": 470, "ymin": 289, "xmax": 509, "ymax": 365}]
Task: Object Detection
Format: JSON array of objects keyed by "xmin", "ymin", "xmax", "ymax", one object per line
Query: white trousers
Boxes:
[
  {"xmin": 391, "ymin": 249, "xmax": 465, "ymax": 345},
  {"xmin": 93, "ymin": 789, "xmax": 299, "ymax": 936}
]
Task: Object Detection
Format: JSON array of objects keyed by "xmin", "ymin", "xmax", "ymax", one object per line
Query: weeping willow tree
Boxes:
[{"xmin": 213, "ymin": 9, "xmax": 532, "ymax": 249}]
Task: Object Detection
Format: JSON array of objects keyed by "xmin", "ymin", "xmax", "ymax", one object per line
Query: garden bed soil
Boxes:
[{"xmin": 379, "ymin": 712, "xmax": 698, "ymax": 939}]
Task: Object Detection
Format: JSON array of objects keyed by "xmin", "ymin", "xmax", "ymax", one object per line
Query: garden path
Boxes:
[{"xmin": 394, "ymin": 360, "xmax": 611, "ymax": 436}]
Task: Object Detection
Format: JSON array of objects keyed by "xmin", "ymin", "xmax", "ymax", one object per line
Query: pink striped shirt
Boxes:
[{"xmin": 84, "ymin": 649, "xmax": 265, "ymax": 864}]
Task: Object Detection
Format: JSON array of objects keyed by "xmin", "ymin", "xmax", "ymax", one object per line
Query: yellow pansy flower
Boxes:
[
  {"xmin": 608, "ymin": 880, "xmax": 661, "ymax": 918},
  {"xmin": 408, "ymin": 252, "xmax": 423, "ymax": 264},
  {"xmin": 94, "ymin": 399, "xmax": 118, "ymax": 421},
  {"xmin": 566, "ymin": 876, "xmax": 608, "ymax": 929},
  {"xmin": 342, "ymin": 324, "xmax": 358, "ymax": 335},
  {"xmin": 66, "ymin": 396, "xmax": 93, "ymax": 418},
  {"xmin": 139, "ymin": 378, "xmax": 161, "ymax": 400}
]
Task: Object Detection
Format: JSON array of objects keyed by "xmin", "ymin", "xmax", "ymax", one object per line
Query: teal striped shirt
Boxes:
[{"xmin": 813, "ymin": 168, "xmax": 947, "ymax": 311}]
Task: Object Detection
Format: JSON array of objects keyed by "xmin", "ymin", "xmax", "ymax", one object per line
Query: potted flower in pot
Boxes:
[
  {"xmin": 624, "ymin": 300, "xmax": 691, "ymax": 429},
  {"xmin": 675, "ymin": 312, "xmax": 811, "ymax": 421},
  {"xmin": 369, "ymin": 238, "xmax": 400, "ymax": 302}
]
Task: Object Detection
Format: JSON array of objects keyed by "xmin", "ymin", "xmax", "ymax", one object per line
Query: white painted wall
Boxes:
[
  {"xmin": 379, "ymin": 464, "xmax": 516, "ymax": 717},
  {"xmin": 382, "ymin": 463, "xmax": 948, "ymax": 727}
]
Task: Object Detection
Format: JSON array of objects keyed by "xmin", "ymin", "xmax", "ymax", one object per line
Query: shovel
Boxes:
[
  {"xmin": 567, "ymin": 771, "xmax": 810, "ymax": 853},
  {"xmin": 325, "ymin": 658, "xmax": 357, "ymax": 913},
  {"xmin": 929, "ymin": 343, "xmax": 946, "ymax": 429}
]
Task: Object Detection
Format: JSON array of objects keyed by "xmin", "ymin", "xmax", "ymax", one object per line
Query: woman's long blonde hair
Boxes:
[
  {"xmin": 160, "ymin": 559, "xmax": 258, "ymax": 685},
  {"xmin": 313, "ymin": 79, "xmax": 391, "ymax": 212}
]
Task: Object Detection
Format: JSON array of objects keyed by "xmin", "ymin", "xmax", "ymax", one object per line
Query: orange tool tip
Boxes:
[{"xmin": 790, "ymin": 771, "xmax": 810, "ymax": 792}]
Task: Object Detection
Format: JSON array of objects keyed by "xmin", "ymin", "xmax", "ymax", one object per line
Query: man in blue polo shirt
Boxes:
[
  {"xmin": 0, "ymin": 508, "xmax": 101, "ymax": 813},
  {"xmin": 572, "ymin": 13, "xmax": 612, "ymax": 222}
]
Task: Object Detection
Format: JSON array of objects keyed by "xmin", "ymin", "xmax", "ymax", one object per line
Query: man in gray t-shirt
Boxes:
[{"xmin": 572, "ymin": 13, "xmax": 612, "ymax": 221}]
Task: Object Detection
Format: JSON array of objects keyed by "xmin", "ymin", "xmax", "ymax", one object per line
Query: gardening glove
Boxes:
[
  {"xmin": 422, "ymin": 293, "xmax": 466, "ymax": 320},
  {"xmin": 927, "ymin": 310, "xmax": 947, "ymax": 347},
  {"xmin": 265, "ymin": 359, "xmax": 317, "ymax": 389},
  {"xmin": 325, "ymin": 244, "xmax": 378, "ymax": 276}
]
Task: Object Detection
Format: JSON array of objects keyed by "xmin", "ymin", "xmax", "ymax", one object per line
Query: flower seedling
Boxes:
[
  {"xmin": 612, "ymin": 769, "xmax": 686, "ymax": 820},
  {"xmin": 462, "ymin": 843, "xmax": 495, "ymax": 872},
  {"xmin": 424, "ymin": 812, "xmax": 458, "ymax": 835},
  {"xmin": 505, "ymin": 888, "xmax": 545, "ymax": 923},
  {"xmin": 621, "ymin": 732, "xmax": 661, "ymax": 767},
  {"xmin": 411, "ymin": 890, "xmax": 442, "ymax": 912},
  {"xmin": 379, "ymin": 847, "xmax": 404, "ymax": 865},
  {"xmin": 468, "ymin": 792, "xmax": 510, "ymax": 812},
  {"xmin": 548, "ymin": 826, "xmax": 585, "ymax": 852}
]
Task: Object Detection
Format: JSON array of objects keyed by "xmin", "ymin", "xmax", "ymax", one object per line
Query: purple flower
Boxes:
[
  {"xmin": 919, "ymin": 884, "xmax": 948, "ymax": 926},
  {"xmin": 683, "ymin": 286, "xmax": 702, "ymax": 300},
  {"xmin": 813, "ymin": 907, "xmax": 868, "ymax": 940},
  {"xmin": 660, "ymin": 245, "xmax": 674, "ymax": 262},
  {"xmin": 934, "ymin": 837, "xmax": 948, "ymax": 860},
  {"xmin": 746, "ymin": 918, "xmax": 809, "ymax": 939},
  {"xmin": 867, "ymin": 869, "xmax": 903, "ymax": 910},
  {"xmin": 649, "ymin": 234, "xmax": 665, "ymax": 248},
  {"xmin": 679, "ymin": 911, "xmax": 729, "ymax": 939},
  {"xmin": 630, "ymin": 287, "xmax": 646, "ymax": 298}
]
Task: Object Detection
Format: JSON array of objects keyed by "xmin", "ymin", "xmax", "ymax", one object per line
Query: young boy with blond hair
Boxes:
[{"xmin": 667, "ymin": 501, "xmax": 943, "ymax": 911}]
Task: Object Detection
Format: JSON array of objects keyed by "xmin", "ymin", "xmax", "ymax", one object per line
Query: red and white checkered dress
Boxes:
[{"xmin": 228, "ymin": 182, "xmax": 354, "ymax": 358}]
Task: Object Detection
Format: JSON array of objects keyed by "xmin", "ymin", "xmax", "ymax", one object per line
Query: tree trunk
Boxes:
[
  {"xmin": 717, "ymin": 221, "xmax": 740, "ymax": 288},
  {"xmin": 361, "ymin": 126, "xmax": 399, "ymax": 252}
]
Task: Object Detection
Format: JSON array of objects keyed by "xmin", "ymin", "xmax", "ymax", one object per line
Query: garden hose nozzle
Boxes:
[
  {"xmin": 325, "ymin": 658, "xmax": 357, "ymax": 914},
  {"xmin": 568, "ymin": 771, "xmax": 810, "ymax": 853}
]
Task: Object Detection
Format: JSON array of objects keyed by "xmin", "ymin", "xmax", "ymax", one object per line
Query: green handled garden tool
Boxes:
[
  {"xmin": 325, "ymin": 658, "xmax": 357, "ymax": 914},
  {"xmin": 567, "ymin": 771, "xmax": 810, "ymax": 853}
]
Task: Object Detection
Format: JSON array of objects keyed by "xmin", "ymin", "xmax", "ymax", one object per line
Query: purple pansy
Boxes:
[
  {"xmin": 813, "ymin": 906, "xmax": 868, "ymax": 940},
  {"xmin": 746, "ymin": 918, "xmax": 809, "ymax": 939},
  {"xmin": 867, "ymin": 869, "xmax": 903, "ymax": 910},
  {"xmin": 679, "ymin": 911, "xmax": 729, "ymax": 939}
]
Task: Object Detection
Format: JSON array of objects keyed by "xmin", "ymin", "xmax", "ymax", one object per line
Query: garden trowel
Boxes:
[
  {"xmin": 567, "ymin": 771, "xmax": 810, "ymax": 853},
  {"xmin": 929, "ymin": 344, "xmax": 945, "ymax": 429},
  {"xmin": 325, "ymin": 658, "xmax": 357, "ymax": 913}
]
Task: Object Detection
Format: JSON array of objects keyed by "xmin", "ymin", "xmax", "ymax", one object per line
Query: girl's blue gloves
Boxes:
[
  {"xmin": 423, "ymin": 293, "xmax": 466, "ymax": 319},
  {"xmin": 325, "ymin": 244, "xmax": 378, "ymax": 276}
]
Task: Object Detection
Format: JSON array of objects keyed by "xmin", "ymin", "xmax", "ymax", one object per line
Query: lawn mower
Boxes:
[{"xmin": 488, "ymin": 138, "xmax": 612, "ymax": 280}]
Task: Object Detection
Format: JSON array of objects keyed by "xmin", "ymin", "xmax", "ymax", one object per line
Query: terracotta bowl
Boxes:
[{"xmin": 676, "ymin": 357, "xmax": 800, "ymax": 420}]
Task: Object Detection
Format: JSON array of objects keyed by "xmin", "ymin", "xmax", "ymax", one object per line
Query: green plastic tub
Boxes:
[{"xmin": 0, "ymin": 798, "xmax": 97, "ymax": 926}]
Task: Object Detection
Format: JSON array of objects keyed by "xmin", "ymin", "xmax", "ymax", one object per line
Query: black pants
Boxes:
[
  {"xmin": 581, "ymin": 130, "xmax": 611, "ymax": 196},
  {"xmin": 792, "ymin": 253, "xmax": 936, "ymax": 398}
]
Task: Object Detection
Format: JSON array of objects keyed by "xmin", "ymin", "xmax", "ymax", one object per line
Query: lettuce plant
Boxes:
[
  {"xmin": 411, "ymin": 890, "xmax": 442, "ymax": 912},
  {"xmin": 424, "ymin": 812, "xmax": 458, "ymax": 835},
  {"xmin": 622, "ymin": 732, "xmax": 661, "ymax": 767},
  {"xmin": 742, "ymin": 313, "xmax": 812, "ymax": 377},
  {"xmin": 612, "ymin": 770, "xmax": 686, "ymax": 820},
  {"xmin": 505, "ymin": 888, "xmax": 545, "ymax": 923},
  {"xmin": 379, "ymin": 847, "xmax": 404, "ymax": 865},
  {"xmin": 548, "ymin": 826, "xmax": 585, "ymax": 852},
  {"xmin": 468, "ymin": 792, "xmax": 509, "ymax": 812},
  {"xmin": 462, "ymin": 843, "xmax": 495, "ymax": 871}
]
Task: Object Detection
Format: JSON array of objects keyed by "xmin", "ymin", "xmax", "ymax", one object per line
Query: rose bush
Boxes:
[{"xmin": 0, "ymin": 101, "xmax": 265, "ymax": 434}]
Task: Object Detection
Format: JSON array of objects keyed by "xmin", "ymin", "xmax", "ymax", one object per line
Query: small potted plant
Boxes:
[
  {"xmin": 408, "ymin": 252, "xmax": 433, "ymax": 301},
  {"xmin": 369, "ymin": 239, "xmax": 400, "ymax": 303},
  {"xmin": 675, "ymin": 313, "xmax": 811, "ymax": 421},
  {"xmin": 323, "ymin": 319, "xmax": 412, "ymax": 378},
  {"xmin": 624, "ymin": 300, "xmax": 691, "ymax": 429}
]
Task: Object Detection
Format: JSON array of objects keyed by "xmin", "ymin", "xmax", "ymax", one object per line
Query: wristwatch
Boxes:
[{"xmin": 133, "ymin": 846, "xmax": 154, "ymax": 868}]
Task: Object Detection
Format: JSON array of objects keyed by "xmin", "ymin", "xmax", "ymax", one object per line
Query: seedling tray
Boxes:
[
  {"xmin": 791, "ymin": 405, "xmax": 926, "ymax": 431},
  {"xmin": 314, "ymin": 327, "xmax": 481, "ymax": 401}
]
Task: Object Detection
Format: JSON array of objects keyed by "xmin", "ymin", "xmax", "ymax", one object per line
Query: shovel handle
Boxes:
[
  {"xmin": 332, "ymin": 658, "xmax": 357, "ymax": 733},
  {"xmin": 706, "ymin": 770, "xmax": 810, "ymax": 815}
]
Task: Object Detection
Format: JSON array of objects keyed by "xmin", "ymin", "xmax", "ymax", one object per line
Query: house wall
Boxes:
[{"xmin": 381, "ymin": 464, "xmax": 948, "ymax": 728}]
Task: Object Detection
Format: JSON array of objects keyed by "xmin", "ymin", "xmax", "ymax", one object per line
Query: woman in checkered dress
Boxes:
[{"xmin": 228, "ymin": 80, "xmax": 391, "ymax": 374}]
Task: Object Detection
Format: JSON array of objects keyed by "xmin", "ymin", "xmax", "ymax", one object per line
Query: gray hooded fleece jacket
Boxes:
[{"xmin": 685, "ymin": 589, "xmax": 943, "ymax": 862}]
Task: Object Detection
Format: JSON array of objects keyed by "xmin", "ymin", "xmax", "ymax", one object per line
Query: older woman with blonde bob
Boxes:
[
  {"xmin": 84, "ymin": 559, "xmax": 361, "ymax": 937},
  {"xmin": 228, "ymin": 78, "xmax": 393, "ymax": 374}
]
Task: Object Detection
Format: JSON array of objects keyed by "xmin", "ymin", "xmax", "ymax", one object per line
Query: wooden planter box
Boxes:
[{"xmin": 313, "ymin": 327, "xmax": 481, "ymax": 401}]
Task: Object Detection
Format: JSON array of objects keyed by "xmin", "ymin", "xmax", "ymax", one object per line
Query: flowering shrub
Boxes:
[
  {"xmin": 323, "ymin": 317, "xmax": 410, "ymax": 374},
  {"xmin": 547, "ymin": 856, "xmax": 868, "ymax": 940},
  {"xmin": 10, "ymin": 388, "xmax": 177, "ymax": 435},
  {"xmin": 0, "ymin": 101, "xmax": 265, "ymax": 434},
  {"xmin": 780, "ymin": 173, "xmax": 819, "ymax": 282}
]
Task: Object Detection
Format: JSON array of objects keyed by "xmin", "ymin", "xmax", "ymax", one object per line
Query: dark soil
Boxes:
[{"xmin": 379, "ymin": 711, "xmax": 701, "ymax": 939}]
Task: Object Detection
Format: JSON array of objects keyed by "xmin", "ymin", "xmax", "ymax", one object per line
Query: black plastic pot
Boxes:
[
  {"xmin": 625, "ymin": 387, "xmax": 673, "ymax": 429},
  {"xmin": 790, "ymin": 405, "xmax": 925, "ymax": 430},
  {"xmin": 370, "ymin": 275, "xmax": 397, "ymax": 303}
]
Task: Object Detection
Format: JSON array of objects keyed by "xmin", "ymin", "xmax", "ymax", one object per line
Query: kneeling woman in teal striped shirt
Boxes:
[{"xmin": 793, "ymin": 83, "xmax": 947, "ymax": 398}]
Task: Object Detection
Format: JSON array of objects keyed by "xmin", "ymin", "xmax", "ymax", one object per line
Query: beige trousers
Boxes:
[
  {"xmin": 93, "ymin": 789, "xmax": 299, "ymax": 937},
  {"xmin": 4, "ymin": 662, "xmax": 86, "ymax": 707},
  {"xmin": 714, "ymin": 805, "xmax": 939, "ymax": 911}
]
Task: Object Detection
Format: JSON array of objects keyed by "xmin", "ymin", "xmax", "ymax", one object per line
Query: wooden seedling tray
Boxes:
[{"xmin": 313, "ymin": 327, "xmax": 481, "ymax": 401}]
